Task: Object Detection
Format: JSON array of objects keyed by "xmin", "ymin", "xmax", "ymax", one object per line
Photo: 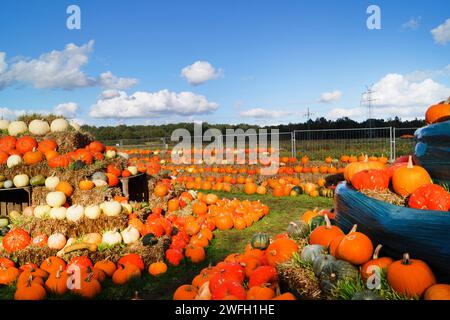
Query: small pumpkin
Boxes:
[
  {"xmin": 265, "ymin": 238, "xmax": 299, "ymax": 266},
  {"xmin": 313, "ymin": 254, "xmax": 336, "ymax": 277},
  {"xmin": 286, "ymin": 221, "xmax": 310, "ymax": 240},
  {"xmin": 142, "ymin": 233, "xmax": 158, "ymax": 246},
  {"xmin": 300, "ymin": 244, "xmax": 326, "ymax": 264},
  {"xmin": 336, "ymin": 224, "xmax": 373, "ymax": 265},
  {"xmin": 309, "ymin": 215, "xmax": 344, "ymax": 247},
  {"xmin": 148, "ymin": 262, "xmax": 168, "ymax": 276},
  {"xmin": 360, "ymin": 244, "xmax": 393, "ymax": 280},
  {"xmin": 424, "ymin": 284, "xmax": 450, "ymax": 300},
  {"xmin": 250, "ymin": 233, "xmax": 270, "ymax": 250}
]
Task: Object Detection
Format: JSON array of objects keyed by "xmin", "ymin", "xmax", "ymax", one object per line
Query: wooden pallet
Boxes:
[
  {"xmin": 119, "ymin": 173, "xmax": 149, "ymax": 202},
  {"xmin": 0, "ymin": 187, "xmax": 32, "ymax": 216}
]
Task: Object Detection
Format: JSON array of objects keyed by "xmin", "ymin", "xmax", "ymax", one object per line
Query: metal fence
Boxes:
[{"xmin": 102, "ymin": 127, "xmax": 419, "ymax": 161}]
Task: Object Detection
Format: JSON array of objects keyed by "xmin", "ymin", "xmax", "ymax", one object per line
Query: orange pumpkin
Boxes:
[
  {"xmin": 387, "ymin": 253, "xmax": 436, "ymax": 298},
  {"xmin": 215, "ymin": 213, "xmax": 234, "ymax": 231},
  {"xmin": 309, "ymin": 215, "xmax": 344, "ymax": 247},
  {"xmin": 173, "ymin": 284, "xmax": 197, "ymax": 300},
  {"xmin": 244, "ymin": 182, "xmax": 257, "ymax": 195},
  {"xmin": 344, "ymin": 156, "xmax": 385, "ymax": 183},
  {"xmin": 38, "ymin": 139, "xmax": 57, "ymax": 153},
  {"xmin": 300, "ymin": 208, "xmax": 319, "ymax": 224},
  {"xmin": 55, "ymin": 181, "xmax": 74, "ymax": 197},
  {"xmin": 336, "ymin": 224, "xmax": 373, "ymax": 265},
  {"xmin": 360, "ymin": 244, "xmax": 393, "ymax": 279},
  {"xmin": 424, "ymin": 284, "xmax": 450, "ymax": 300},
  {"xmin": 79, "ymin": 180, "xmax": 95, "ymax": 190},
  {"xmin": 392, "ymin": 156, "xmax": 431, "ymax": 196},
  {"xmin": 15, "ymin": 136, "xmax": 37, "ymax": 154},
  {"xmin": 154, "ymin": 183, "xmax": 168, "ymax": 197},
  {"xmin": 425, "ymin": 98, "xmax": 450, "ymax": 124},
  {"xmin": 265, "ymin": 238, "xmax": 298, "ymax": 266},
  {"xmin": 23, "ymin": 150, "xmax": 44, "ymax": 165}
]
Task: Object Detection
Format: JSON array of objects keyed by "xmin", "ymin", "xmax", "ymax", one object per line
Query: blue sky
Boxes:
[{"xmin": 0, "ymin": 0, "xmax": 449, "ymax": 126}]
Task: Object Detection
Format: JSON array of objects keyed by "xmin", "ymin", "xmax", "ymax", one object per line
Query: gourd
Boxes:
[
  {"xmin": 121, "ymin": 226, "xmax": 140, "ymax": 244},
  {"xmin": 92, "ymin": 171, "xmax": 108, "ymax": 182},
  {"xmin": 34, "ymin": 205, "xmax": 51, "ymax": 219},
  {"xmin": 102, "ymin": 201, "xmax": 122, "ymax": 217},
  {"xmin": 313, "ymin": 254, "xmax": 336, "ymax": 277},
  {"xmin": 13, "ymin": 174, "xmax": 29, "ymax": 188},
  {"xmin": 66, "ymin": 205, "xmax": 85, "ymax": 222},
  {"xmin": 102, "ymin": 230, "xmax": 122, "ymax": 246},
  {"xmin": 69, "ymin": 121, "xmax": 81, "ymax": 131},
  {"xmin": 127, "ymin": 166, "xmax": 138, "ymax": 175},
  {"xmin": 7, "ymin": 155, "xmax": 22, "ymax": 168},
  {"xmin": 50, "ymin": 118, "xmax": 69, "ymax": 132},
  {"xmin": 8, "ymin": 121, "xmax": 28, "ymax": 136},
  {"xmin": 286, "ymin": 221, "xmax": 310, "ymax": 239},
  {"xmin": 0, "ymin": 119, "xmax": 10, "ymax": 130},
  {"xmin": 85, "ymin": 205, "xmax": 101, "ymax": 220},
  {"xmin": 142, "ymin": 233, "xmax": 158, "ymax": 246},
  {"xmin": 3, "ymin": 180, "xmax": 13, "ymax": 189},
  {"xmin": 82, "ymin": 233, "xmax": 103, "ymax": 245},
  {"xmin": 45, "ymin": 175, "xmax": 60, "ymax": 190},
  {"xmin": 46, "ymin": 191, "xmax": 66, "ymax": 207},
  {"xmin": 30, "ymin": 175, "xmax": 45, "ymax": 186},
  {"xmin": 49, "ymin": 207, "xmax": 67, "ymax": 220},
  {"xmin": 105, "ymin": 149, "xmax": 116, "ymax": 159},
  {"xmin": 250, "ymin": 233, "xmax": 270, "ymax": 250},
  {"xmin": 300, "ymin": 244, "xmax": 326, "ymax": 264},
  {"xmin": 28, "ymin": 119, "xmax": 50, "ymax": 136}
]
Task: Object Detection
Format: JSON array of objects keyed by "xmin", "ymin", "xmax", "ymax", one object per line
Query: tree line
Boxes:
[{"xmin": 81, "ymin": 117, "xmax": 426, "ymax": 142}]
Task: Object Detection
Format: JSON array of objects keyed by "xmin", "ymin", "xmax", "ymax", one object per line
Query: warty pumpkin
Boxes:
[{"xmin": 14, "ymin": 275, "xmax": 46, "ymax": 300}]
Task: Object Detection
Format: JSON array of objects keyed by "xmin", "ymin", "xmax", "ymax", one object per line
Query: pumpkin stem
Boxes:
[
  {"xmin": 349, "ymin": 224, "xmax": 357, "ymax": 234},
  {"xmin": 445, "ymin": 96, "xmax": 450, "ymax": 104},
  {"xmin": 324, "ymin": 214, "xmax": 332, "ymax": 229},
  {"xmin": 26, "ymin": 274, "xmax": 33, "ymax": 287},
  {"xmin": 363, "ymin": 155, "xmax": 368, "ymax": 162},
  {"xmin": 56, "ymin": 266, "xmax": 63, "ymax": 279},
  {"xmin": 313, "ymin": 207, "xmax": 318, "ymax": 212},
  {"xmin": 402, "ymin": 253, "xmax": 411, "ymax": 265},
  {"xmin": 407, "ymin": 156, "xmax": 414, "ymax": 169},
  {"xmin": 373, "ymin": 244, "xmax": 382, "ymax": 259}
]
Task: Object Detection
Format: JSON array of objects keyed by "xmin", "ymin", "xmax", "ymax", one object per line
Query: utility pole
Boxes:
[
  {"xmin": 361, "ymin": 85, "xmax": 376, "ymax": 138},
  {"xmin": 303, "ymin": 107, "xmax": 315, "ymax": 140}
]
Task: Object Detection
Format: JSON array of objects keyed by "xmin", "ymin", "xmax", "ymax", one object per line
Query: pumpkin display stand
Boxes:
[
  {"xmin": 334, "ymin": 182, "xmax": 450, "ymax": 281},
  {"xmin": 119, "ymin": 173, "xmax": 149, "ymax": 203},
  {"xmin": 0, "ymin": 187, "xmax": 32, "ymax": 216}
]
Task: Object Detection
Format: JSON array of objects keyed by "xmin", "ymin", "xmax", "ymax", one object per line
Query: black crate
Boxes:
[{"xmin": 0, "ymin": 187, "xmax": 32, "ymax": 216}]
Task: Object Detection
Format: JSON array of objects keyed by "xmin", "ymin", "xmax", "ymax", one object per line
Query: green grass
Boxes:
[{"xmin": 0, "ymin": 192, "xmax": 333, "ymax": 300}]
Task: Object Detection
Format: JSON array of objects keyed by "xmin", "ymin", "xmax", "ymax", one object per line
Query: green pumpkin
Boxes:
[
  {"xmin": 309, "ymin": 215, "xmax": 326, "ymax": 231},
  {"xmin": 291, "ymin": 185, "xmax": 304, "ymax": 195},
  {"xmin": 30, "ymin": 174, "xmax": 45, "ymax": 187},
  {"xmin": 0, "ymin": 217, "xmax": 9, "ymax": 228},
  {"xmin": 313, "ymin": 254, "xmax": 336, "ymax": 277},
  {"xmin": 251, "ymin": 233, "xmax": 270, "ymax": 250},
  {"xmin": 320, "ymin": 271, "xmax": 338, "ymax": 295},
  {"xmin": 320, "ymin": 260, "xmax": 359, "ymax": 282},
  {"xmin": 300, "ymin": 244, "xmax": 326, "ymax": 264},
  {"xmin": 351, "ymin": 290, "xmax": 384, "ymax": 300},
  {"xmin": 287, "ymin": 221, "xmax": 310, "ymax": 240},
  {"xmin": 0, "ymin": 226, "xmax": 10, "ymax": 237},
  {"xmin": 92, "ymin": 171, "xmax": 108, "ymax": 182},
  {"xmin": 69, "ymin": 160, "xmax": 86, "ymax": 170},
  {"xmin": 142, "ymin": 233, "xmax": 158, "ymax": 246}
]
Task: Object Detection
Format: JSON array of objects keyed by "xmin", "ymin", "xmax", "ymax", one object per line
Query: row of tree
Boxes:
[{"xmin": 81, "ymin": 117, "xmax": 426, "ymax": 141}]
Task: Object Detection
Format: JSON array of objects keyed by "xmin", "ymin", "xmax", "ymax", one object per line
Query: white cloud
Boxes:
[
  {"xmin": 98, "ymin": 71, "xmax": 138, "ymax": 90},
  {"xmin": 328, "ymin": 73, "xmax": 450, "ymax": 120},
  {"xmin": 431, "ymin": 18, "xmax": 450, "ymax": 44},
  {"xmin": 90, "ymin": 89, "xmax": 219, "ymax": 119},
  {"xmin": 0, "ymin": 41, "xmax": 137, "ymax": 90},
  {"xmin": 181, "ymin": 61, "xmax": 223, "ymax": 85},
  {"xmin": 54, "ymin": 102, "xmax": 79, "ymax": 118},
  {"xmin": 0, "ymin": 107, "xmax": 27, "ymax": 120},
  {"xmin": 402, "ymin": 17, "xmax": 421, "ymax": 30},
  {"xmin": 240, "ymin": 108, "xmax": 292, "ymax": 118},
  {"xmin": 319, "ymin": 90, "xmax": 342, "ymax": 103},
  {"xmin": 405, "ymin": 64, "xmax": 450, "ymax": 82}
]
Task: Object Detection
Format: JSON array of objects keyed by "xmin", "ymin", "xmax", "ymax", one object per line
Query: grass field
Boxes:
[{"xmin": 0, "ymin": 192, "xmax": 333, "ymax": 300}]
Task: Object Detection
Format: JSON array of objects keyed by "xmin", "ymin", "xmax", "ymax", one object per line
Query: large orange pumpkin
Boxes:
[
  {"xmin": 392, "ymin": 156, "xmax": 431, "ymax": 196},
  {"xmin": 16, "ymin": 136, "xmax": 38, "ymax": 154},
  {"xmin": 425, "ymin": 98, "xmax": 450, "ymax": 124},
  {"xmin": 265, "ymin": 238, "xmax": 298, "ymax": 266},
  {"xmin": 387, "ymin": 253, "xmax": 436, "ymax": 298},
  {"xmin": 23, "ymin": 150, "xmax": 44, "ymax": 165}
]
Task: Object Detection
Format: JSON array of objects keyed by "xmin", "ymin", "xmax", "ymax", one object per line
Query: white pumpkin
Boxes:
[
  {"xmin": 49, "ymin": 207, "xmax": 67, "ymax": 220},
  {"xmin": 127, "ymin": 166, "xmax": 138, "ymax": 175},
  {"xmin": 69, "ymin": 121, "xmax": 81, "ymax": 131},
  {"xmin": 22, "ymin": 206, "xmax": 34, "ymax": 217},
  {"xmin": 3, "ymin": 180, "xmax": 13, "ymax": 189},
  {"xmin": 121, "ymin": 203, "xmax": 133, "ymax": 215},
  {"xmin": 117, "ymin": 152, "xmax": 129, "ymax": 160},
  {"xmin": 102, "ymin": 201, "xmax": 122, "ymax": 217},
  {"xmin": 50, "ymin": 118, "xmax": 69, "ymax": 132},
  {"xmin": 48, "ymin": 233, "xmax": 67, "ymax": 250},
  {"xmin": 121, "ymin": 225, "xmax": 140, "ymax": 244},
  {"xmin": 66, "ymin": 205, "xmax": 85, "ymax": 222},
  {"xmin": 0, "ymin": 119, "xmax": 10, "ymax": 130},
  {"xmin": 46, "ymin": 191, "xmax": 66, "ymax": 207},
  {"xmin": 34, "ymin": 205, "xmax": 51, "ymax": 218},
  {"xmin": 105, "ymin": 149, "xmax": 116, "ymax": 159},
  {"xmin": 13, "ymin": 174, "xmax": 29, "ymax": 188},
  {"xmin": 85, "ymin": 205, "xmax": 101, "ymax": 219},
  {"xmin": 28, "ymin": 119, "xmax": 50, "ymax": 136},
  {"xmin": 92, "ymin": 179, "xmax": 108, "ymax": 187},
  {"xmin": 102, "ymin": 230, "xmax": 122, "ymax": 246},
  {"xmin": 45, "ymin": 175, "xmax": 60, "ymax": 190},
  {"xmin": 8, "ymin": 121, "xmax": 28, "ymax": 136},
  {"xmin": 7, "ymin": 155, "xmax": 22, "ymax": 168}
]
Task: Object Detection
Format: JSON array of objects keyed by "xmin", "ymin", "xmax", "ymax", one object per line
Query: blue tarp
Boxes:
[
  {"xmin": 335, "ymin": 182, "xmax": 450, "ymax": 282},
  {"xmin": 414, "ymin": 120, "xmax": 450, "ymax": 186}
]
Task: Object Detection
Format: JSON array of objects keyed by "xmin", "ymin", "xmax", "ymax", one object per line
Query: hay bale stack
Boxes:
[
  {"xmin": 11, "ymin": 214, "xmax": 128, "ymax": 238},
  {"xmin": 0, "ymin": 236, "xmax": 170, "ymax": 266},
  {"xmin": 32, "ymin": 186, "xmax": 120, "ymax": 207}
]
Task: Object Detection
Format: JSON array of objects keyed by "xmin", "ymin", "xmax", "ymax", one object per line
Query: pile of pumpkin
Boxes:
[
  {"xmin": 0, "ymin": 253, "xmax": 169, "ymax": 299},
  {"xmin": 294, "ymin": 209, "xmax": 450, "ymax": 300},
  {"xmin": 345, "ymin": 155, "xmax": 450, "ymax": 211},
  {"xmin": 173, "ymin": 234, "xmax": 299, "ymax": 300}
]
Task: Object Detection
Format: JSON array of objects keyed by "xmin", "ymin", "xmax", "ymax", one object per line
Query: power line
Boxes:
[{"xmin": 361, "ymin": 85, "xmax": 377, "ymax": 137}]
